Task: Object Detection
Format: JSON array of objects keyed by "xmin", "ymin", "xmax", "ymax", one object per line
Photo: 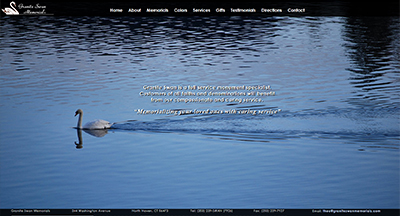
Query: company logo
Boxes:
[
  {"xmin": 2, "ymin": 1, "xmax": 52, "ymax": 15},
  {"xmin": 2, "ymin": 1, "xmax": 19, "ymax": 15}
]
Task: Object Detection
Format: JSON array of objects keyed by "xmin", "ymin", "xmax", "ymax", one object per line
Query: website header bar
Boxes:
[{"xmin": 1, "ymin": 1, "xmax": 399, "ymax": 17}]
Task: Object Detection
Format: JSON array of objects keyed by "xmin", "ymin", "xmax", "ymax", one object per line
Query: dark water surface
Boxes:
[{"xmin": 0, "ymin": 16, "xmax": 399, "ymax": 208}]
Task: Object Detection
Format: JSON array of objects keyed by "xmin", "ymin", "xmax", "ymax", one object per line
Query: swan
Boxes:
[
  {"xmin": 2, "ymin": 1, "xmax": 19, "ymax": 15},
  {"xmin": 74, "ymin": 109, "xmax": 113, "ymax": 129}
]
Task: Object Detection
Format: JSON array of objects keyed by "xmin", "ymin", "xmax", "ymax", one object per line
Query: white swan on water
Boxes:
[
  {"xmin": 75, "ymin": 109, "xmax": 113, "ymax": 129},
  {"xmin": 2, "ymin": 1, "xmax": 19, "ymax": 15}
]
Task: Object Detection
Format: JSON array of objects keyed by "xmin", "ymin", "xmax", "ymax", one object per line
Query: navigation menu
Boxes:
[{"xmin": 106, "ymin": 6, "xmax": 302, "ymax": 15}]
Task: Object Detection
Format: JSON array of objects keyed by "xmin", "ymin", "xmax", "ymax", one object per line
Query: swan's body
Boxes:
[
  {"xmin": 2, "ymin": 2, "xmax": 19, "ymax": 15},
  {"xmin": 75, "ymin": 109, "xmax": 113, "ymax": 129}
]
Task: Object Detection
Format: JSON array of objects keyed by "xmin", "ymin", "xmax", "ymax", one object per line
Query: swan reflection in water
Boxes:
[
  {"xmin": 75, "ymin": 129, "xmax": 83, "ymax": 149},
  {"xmin": 74, "ymin": 128, "xmax": 110, "ymax": 149}
]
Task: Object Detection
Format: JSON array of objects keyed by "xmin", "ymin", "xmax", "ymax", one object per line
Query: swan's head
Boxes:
[{"xmin": 75, "ymin": 109, "xmax": 83, "ymax": 116}]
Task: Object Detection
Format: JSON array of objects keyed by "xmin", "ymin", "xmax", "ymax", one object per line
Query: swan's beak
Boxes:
[{"xmin": 74, "ymin": 112, "xmax": 78, "ymax": 116}]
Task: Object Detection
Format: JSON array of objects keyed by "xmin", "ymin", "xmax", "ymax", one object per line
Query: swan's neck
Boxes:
[
  {"xmin": 77, "ymin": 113, "xmax": 83, "ymax": 129},
  {"xmin": 11, "ymin": 2, "xmax": 17, "ymax": 12}
]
